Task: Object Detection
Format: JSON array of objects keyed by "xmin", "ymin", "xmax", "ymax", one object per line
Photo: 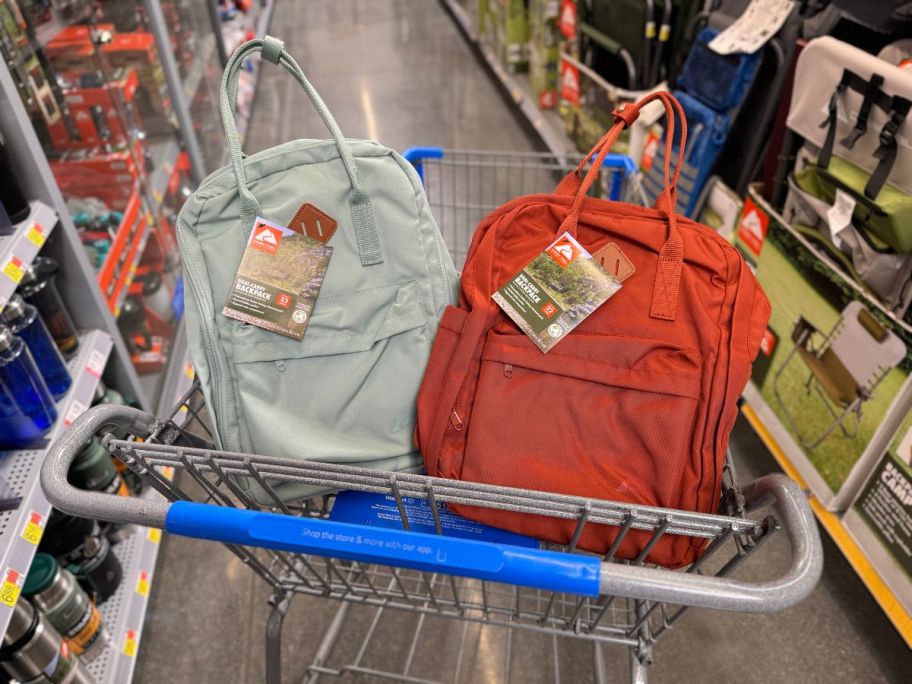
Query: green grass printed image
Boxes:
[
  {"xmin": 752, "ymin": 226, "xmax": 910, "ymax": 492},
  {"xmin": 242, "ymin": 232, "xmax": 330, "ymax": 301}
]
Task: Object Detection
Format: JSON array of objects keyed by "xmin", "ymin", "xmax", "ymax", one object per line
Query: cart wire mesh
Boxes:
[
  {"xmin": 77, "ymin": 149, "xmax": 813, "ymax": 683},
  {"xmin": 105, "ymin": 379, "xmax": 772, "ymax": 669},
  {"xmin": 408, "ymin": 149, "xmax": 648, "ymax": 267}
]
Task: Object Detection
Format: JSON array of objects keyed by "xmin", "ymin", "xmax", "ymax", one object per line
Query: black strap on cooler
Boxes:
[
  {"xmin": 866, "ymin": 95, "xmax": 911, "ymax": 200},
  {"xmin": 818, "ymin": 70, "xmax": 853, "ymax": 168},
  {"xmin": 840, "ymin": 73, "xmax": 885, "ymax": 149}
]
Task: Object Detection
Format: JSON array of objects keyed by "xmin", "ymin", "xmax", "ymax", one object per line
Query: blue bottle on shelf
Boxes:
[
  {"xmin": 1, "ymin": 295, "xmax": 71, "ymax": 400},
  {"xmin": 0, "ymin": 325, "xmax": 57, "ymax": 449}
]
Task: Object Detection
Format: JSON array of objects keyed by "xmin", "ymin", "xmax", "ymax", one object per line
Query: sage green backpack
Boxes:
[{"xmin": 177, "ymin": 37, "xmax": 458, "ymax": 501}]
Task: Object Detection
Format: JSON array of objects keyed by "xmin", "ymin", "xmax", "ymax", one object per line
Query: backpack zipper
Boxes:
[
  {"xmin": 449, "ymin": 409, "xmax": 464, "ymax": 431},
  {"xmin": 176, "ymin": 226, "xmax": 228, "ymax": 443},
  {"xmin": 503, "ymin": 363, "xmax": 514, "ymax": 378}
]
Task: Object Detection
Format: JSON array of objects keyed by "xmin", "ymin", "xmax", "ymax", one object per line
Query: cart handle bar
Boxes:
[
  {"xmin": 401, "ymin": 147, "xmax": 636, "ymax": 201},
  {"xmin": 42, "ymin": 405, "xmax": 823, "ymax": 611}
]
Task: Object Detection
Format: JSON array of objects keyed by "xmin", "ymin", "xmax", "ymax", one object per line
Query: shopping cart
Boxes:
[{"xmin": 41, "ymin": 149, "xmax": 822, "ymax": 684}]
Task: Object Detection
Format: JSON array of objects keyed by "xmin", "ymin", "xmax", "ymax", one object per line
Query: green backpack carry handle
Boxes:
[{"xmin": 219, "ymin": 36, "xmax": 383, "ymax": 266}]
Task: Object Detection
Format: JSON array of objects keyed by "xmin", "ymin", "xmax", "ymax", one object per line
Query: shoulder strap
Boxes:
[{"xmin": 866, "ymin": 95, "xmax": 911, "ymax": 200}]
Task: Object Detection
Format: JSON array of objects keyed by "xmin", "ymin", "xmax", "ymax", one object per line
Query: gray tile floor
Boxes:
[{"xmin": 134, "ymin": 2, "xmax": 911, "ymax": 682}]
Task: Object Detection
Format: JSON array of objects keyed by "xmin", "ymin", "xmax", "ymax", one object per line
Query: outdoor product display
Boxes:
[
  {"xmin": 416, "ymin": 92, "xmax": 770, "ymax": 567},
  {"xmin": 0, "ymin": 133, "xmax": 30, "ymax": 223},
  {"xmin": 643, "ymin": 27, "xmax": 761, "ymax": 216},
  {"xmin": 23, "ymin": 554, "xmax": 107, "ymax": 662},
  {"xmin": 1, "ymin": 295, "xmax": 71, "ymax": 400},
  {"xmin": 20, "ymin": 258, "xmax": 80, "ymax": 357},
  {"xmin": 177, "ymin": 37, "xmax": 457, "ymax": 502},
  {"xmin": 0, "ymin": 326, "xmax": 57, "ymax": 449},
  {"xmin": 780, "ymin": 36, "xmax": 912, "ymax": 314},
  {"xmin": 0, "ymin": 599, "xmax": 93, "ymax": 684}
]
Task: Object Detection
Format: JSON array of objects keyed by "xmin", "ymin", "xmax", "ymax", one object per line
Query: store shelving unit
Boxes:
[
  {"xmin": 441, "ymin": 0, "xmax": 577, "ymax": 160},
  {"xmin": 184, "ymin": 32, "xmax": 217, "ymax": 102},
  {"xmin": 86, "ymin": 488, "xmax": 166, "ymax": 684},
  {"xmin": 740, "ymin": 399, "xmax": 912, "ymax": 648},
  {"xmin": 0, "ymin": 328, "xmax": 112, "ymax": 636},
  {"xmin": 0, "ymin": 201, "xmax": 57, "ymax": 308}
]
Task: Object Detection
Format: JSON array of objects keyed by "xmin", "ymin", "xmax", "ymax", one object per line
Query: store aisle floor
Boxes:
[{"xmin": 135, "ymin": 2, "xmax": 910, "ymax": 682}]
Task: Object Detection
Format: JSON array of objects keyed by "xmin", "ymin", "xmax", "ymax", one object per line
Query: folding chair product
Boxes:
[{"xmin": 773, "ymin": 300, "xmax": 907, "ymax": 450}]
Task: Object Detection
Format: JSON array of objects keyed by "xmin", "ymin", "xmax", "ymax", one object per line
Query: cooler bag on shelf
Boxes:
[
  {"xmin": 782, "ymin": 36, "xmax": 912, "ymax": 312},
  {"xmin": 642, "ymin": 28, "xmax": 761, "ymax": 217},
  {"xmin": 177, "ymin": 37, "xmax": 458, "ymax": 501},
  {"xmin": 416, "ymin": 92, "xmax": 770, "ymax": 568}
]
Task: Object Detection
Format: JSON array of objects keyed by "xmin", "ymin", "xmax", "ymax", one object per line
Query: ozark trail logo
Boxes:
[
  {"xmin": 547, "ymin": 237, "xmax": 580, "ymax": 268},
  {"xmin": 251, "ymin": 224, "xmax": 282, "ymax": 255}
]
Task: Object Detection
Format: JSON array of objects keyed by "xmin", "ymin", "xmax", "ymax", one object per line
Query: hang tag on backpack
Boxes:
[
  {"xmin": 492, "ymin": 232, "xmax": 621, "ymax": 353},
  {"xmin": 222, "ymin": 217, "xmax": 332, "ymax": 340}
]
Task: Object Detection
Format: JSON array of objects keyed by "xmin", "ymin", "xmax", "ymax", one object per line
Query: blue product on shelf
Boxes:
[
  {"xmin": 1, "ymin": 295, "xmax": 71, "ymax": 400},
  {"xmin": 0, "ymin": 325, "xmax": 57, "ymax": 449}
]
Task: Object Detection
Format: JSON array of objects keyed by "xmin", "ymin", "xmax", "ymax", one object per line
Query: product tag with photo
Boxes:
[
  {"xmin": 223, "ymin": 216, "xmax": 332, "ymax": 340},
  {"xmin": 492, "ymin": 232, "xmax": 621, "ymax": 353}
]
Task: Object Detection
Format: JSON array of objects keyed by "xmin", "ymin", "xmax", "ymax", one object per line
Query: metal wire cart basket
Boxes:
[{"xmin": 41, "ymin": 150, "xmax": 823, "ymax": 684}]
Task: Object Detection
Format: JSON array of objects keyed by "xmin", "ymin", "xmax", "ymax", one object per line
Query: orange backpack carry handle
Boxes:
[{"xmin": 556, "ymin": 92, "xmax": 688, "ymax": 321}]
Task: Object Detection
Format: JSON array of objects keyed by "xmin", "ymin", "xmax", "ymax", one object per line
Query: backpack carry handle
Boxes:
[
  {"xmin": 220, "ymin": 36, "xmax": 383, "ymax": 267},
  {"xmin": 555, "ymin": 92, "xmax": 687, "ymax": 321}
]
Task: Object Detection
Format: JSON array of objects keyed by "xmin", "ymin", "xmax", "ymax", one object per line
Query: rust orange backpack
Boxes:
[{"xmin": 415, "ymin": 93, "xmax": 771, "ymax": 568}]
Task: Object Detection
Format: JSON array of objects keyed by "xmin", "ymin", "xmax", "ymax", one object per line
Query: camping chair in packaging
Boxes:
[{"xmin": 773, "ymin": 300, "xmax": 906, "ymax": 450}]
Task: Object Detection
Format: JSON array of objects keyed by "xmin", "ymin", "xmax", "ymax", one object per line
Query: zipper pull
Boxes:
[
  {"xmin": 449, "ymin": 409, "xmax": 464, "ymax": 431},
  {"xmin": 503, "ymin": 363, "xmax": 514, "ymax": 378}
]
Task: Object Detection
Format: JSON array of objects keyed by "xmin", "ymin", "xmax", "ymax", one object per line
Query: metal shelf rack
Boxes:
[
  {"xmin": 85, "ymin": 487, "xmax": 166, "ymax": 684},
  {"xmin": 441, "ymin": 0, "xmax": 577, "ymax": 160},
  {"xmin": 0, "ymin": 201, "xmax": 57, "ymax": 309},
  {"xmin": 0, "ymin": 328, "xmax": 112, "ymax": 635}
]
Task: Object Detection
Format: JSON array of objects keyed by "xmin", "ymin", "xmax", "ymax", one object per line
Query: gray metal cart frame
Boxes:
[{"xmin": 42, "ymin": 149, "xmax": 822, "ymax": 682}]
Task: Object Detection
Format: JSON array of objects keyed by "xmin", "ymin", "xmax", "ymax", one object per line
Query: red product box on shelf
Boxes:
[
  {"xmin": 50, "ymin": 142, "xmax": 146, "ymax": 201},
  {"xmin": 92, "ymin": 189, "xmax": 150, "ymax": 317},
  {"xmin": 47, "ymin": 68, "xmax": 142, "ymax": 150},
  {"xmin": 45, "ymin": 24, "xmax": 117, "ymax": 70}
]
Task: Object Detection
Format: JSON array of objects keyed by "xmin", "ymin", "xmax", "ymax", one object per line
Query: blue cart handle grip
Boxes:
[{"xmin": 166, "ymin": 501, "xmax": 600, "ymax": 596}]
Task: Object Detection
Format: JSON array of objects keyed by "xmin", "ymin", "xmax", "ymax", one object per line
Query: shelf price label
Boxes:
[
  {"xmin": 21, "ymin": 511, "xmax": 45, "ymax": 545},
  {"xmin": 123, "ymin": 629, "xmax": 138, "ymax": 657},
  {"xmin": 63, "ymin": 399, "xmax": 87, "ymax": 427},
  {"xmin": 0, "ymin": 568, "xmax": 24, "ymax": 607},
  {"xmin": 2, "ymin": 256, "xmax": 24, "ymax": 284},
  {"xmin": 135, "ymin": 570, "xmax": 151, "ymax": 597},
  {"xmin": 86, "ymin": 348, "xmax": 107, "ymax": 378},
  {"xmin": 26, "ymin": 222, "xmax": 46, "ymax": 247},
  {"xmin": 147, "ymin": 528, "xmax": 162, "ymax": 544}
]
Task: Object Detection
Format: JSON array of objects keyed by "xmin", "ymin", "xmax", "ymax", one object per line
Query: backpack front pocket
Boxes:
[
  {"xmin": 458, "ymin": 330, "xmax": 702, "ymax": 552},
  {"xmin": 230, "ymin": 280, "xmax": 431, "ymax": 490}
]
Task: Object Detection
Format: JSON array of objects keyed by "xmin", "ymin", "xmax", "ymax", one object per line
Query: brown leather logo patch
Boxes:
[
  {"xmin": 591, "ymin": 242, "xmax": 635, "ymax": 282},
  {"xmin": 289, "ymin": 203, "xmax": 337, "ymax": 243}
]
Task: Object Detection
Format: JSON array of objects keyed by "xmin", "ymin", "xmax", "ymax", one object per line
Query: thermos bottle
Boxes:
[
  {"xmin": 0, "ymin": 326, "xmax": 57, "ymax": 449},
  {"xmin": 0, "ymin": 599, "xmax": 94, "ymax": 684},
  {"xmin": 24, "ymin": 554, "xmax": 109, "ymax": 662},
  {"xmin": 1, "ymin": 295, "xmax": 72, "ymax": 400},
  {"xmin": 20, "ymin": 257, "xmax": 80, "ymax": 356}
]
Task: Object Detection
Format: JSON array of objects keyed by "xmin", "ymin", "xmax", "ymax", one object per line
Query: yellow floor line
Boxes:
[{"xmin": 741, "ymin": 403, "xmax": 912, "ymax": 648}]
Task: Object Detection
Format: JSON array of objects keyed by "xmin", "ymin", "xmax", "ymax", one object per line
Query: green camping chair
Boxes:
[{"xmin": 773, "ymin": 300, "xmax": 907, "ymax": 450}]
